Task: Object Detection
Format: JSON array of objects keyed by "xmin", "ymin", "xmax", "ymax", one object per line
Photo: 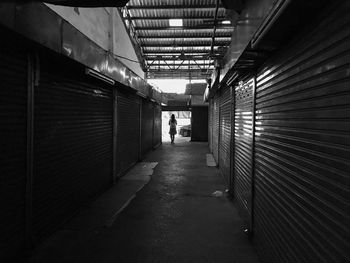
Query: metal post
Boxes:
[
  {"xmin": 112, "ymin": 88, "xmax": 118, "ymax": 183},
  {"xmin": 249, "ymin": 75, "xmax": 257, "ymax": 238},
  {"xmin": 139, "ymin": 98, "xmax": 142, "ymax": 160},
  {"xmin": 218, "ymin": 90, "xmax": 221, "ymax": 167},
  {"xmin": 25, "ymin": 53, "xmax": 36, "ymax": 253},
  {"xmin": 152, "ymin": 102, "xmax": 155, "ymax": 148},
  {"xmin": 229, "ymin": 85, "xmax": 234, "ymax": 194}
]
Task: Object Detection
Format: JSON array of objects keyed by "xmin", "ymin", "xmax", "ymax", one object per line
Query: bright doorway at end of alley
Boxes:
[{"xmin": 162, "ymin": 111, "xmax": 191, "ymax": 143}]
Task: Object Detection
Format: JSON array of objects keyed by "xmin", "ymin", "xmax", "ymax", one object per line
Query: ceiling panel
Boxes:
[{"xmin": 122, "ymin": 0, "xmax": 233, "ymax": 79}]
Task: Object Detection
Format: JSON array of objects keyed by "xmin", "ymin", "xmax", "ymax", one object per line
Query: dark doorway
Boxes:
[{"xmin": 191, "ymin": 107, "xmax": 208, "ymax": 142}]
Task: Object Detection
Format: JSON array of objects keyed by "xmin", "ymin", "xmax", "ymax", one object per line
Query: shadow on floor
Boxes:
[{"xmin": 27, "ymin": 141, "xmax": 260, "ymax": 263}]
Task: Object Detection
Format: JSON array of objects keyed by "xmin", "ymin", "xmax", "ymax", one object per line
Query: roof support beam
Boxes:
[
  {"xmin": 175, "ymin": 60, "xmax": 185, "ymax": 70},
  {"xmin": 126, "ymin": 4, "xmax": 224, "ymax": 9},
  {"xmin": 138, "ymin": 35, "xmax": 232, "ymax": 39},
  {"xmin": 148, "ymin": 63, "xmax": 213, "ymax": 67},
  {"xmin": 124, "ymin": 16, "xmax": 227, "ymax": 20},
  {"xmin": 144, "ymin": 50, "xmax": 218, "ymax": 54},
  {"xmin": 134, "ymin": 25, "xmax": 233, "ymax": 30},
  {"xmin": 141, "ymin": 43, "xmax": 229, "ymax": 47},
  {"xmin": 145, "ymin": 56, "xmax": 214, "ymax": 59},
  {"xmin": 148, "ymin": 69, "xmax": 212, "ymax": 73}
]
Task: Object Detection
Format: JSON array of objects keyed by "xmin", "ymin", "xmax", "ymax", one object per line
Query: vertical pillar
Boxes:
[
  {"xmin": 25, "ymin": 53, "xmax": 37, "ymax": 253},
  {"xmin": 112, "ymin": 88, "xmax": 118, "ymax": 183},
  {"xmin": 249, "ymin": 75, "xmax": 257, "ymax": 237},
  {"xmin": 229, "ymin": 85, "xmax": 234, "ymax": 193},
  {"xmin": 139, "ymin": 98, "xmax": 142, "ymax": 160},
  {"xmin": 218, "ymin": 90, "xmax": 221, "ymax": 167},
  {"xmin": 152, "ymin": 102, "xmax": 155, "ymax": 148},
  {"xmin": 159, "ymin": 104, "xmax": 162, "ymax": 145}
]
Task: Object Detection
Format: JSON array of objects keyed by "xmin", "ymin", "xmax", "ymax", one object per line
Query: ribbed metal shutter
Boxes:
[
  {"xmin": 116, "ymin": 90, "xmax": 140, "ymax": 175},
  {"xmin": 141, "ymin": 99, "xmax": 154, "ymax": 158},
  {"xmin": 153, "ymin": 103, "xmax": 161, "ymax": 148},
  {"xmin": 212, "ymin": 94, "xmax": 220, "ymax": 164},
  {"xmin": 191, "ymin": 106, "xmax": 208, "ymax": 142},
  {"xmin": 208, "ymin": 99, "xmax": 213, "ymax": 152},
  {"xmin": 219, "ymin": 85, "xmax": 232, "ymax": 186},
  {"xmin": 0, "ymin": 31, "xmax": 27, "ymax": 259},
  {"xmin": 33, "ymin": 55, "xmax": 113, "ymax": 242},
  {"xmin": 234, "ymin": 78, "xmax": 254, "ymax": 227},
  {"xmin": 254, "ymin": 3, "xmax": 350, "ymax": 262}
]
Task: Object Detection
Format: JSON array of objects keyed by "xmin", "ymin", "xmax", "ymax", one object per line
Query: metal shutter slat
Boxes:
[
  {"xmin": 254, "ymin": 2, "xmax": 350, "ymax": 262},
  {"xmin": 219, "ymin": 86, "xmax": 232, "ymax": 186},
  {"xmin": 153, "ymin": 104, "xmax": 161, "ymax": 148},
  {"xmin": 141, "ymin": 99, "xmax": 154, "ymax": 157},
  {"xmin": 212, "ymin": 95, "xmax": 220, "ymax": 163},
  {"xmin": 0, "ymin": 32, "xmax": 27, "ymax": 259},
  {"xmin": 234, "ymin": 78, "xmax": 254, "ymax": 228},
  {"xmin": 116, "ymin": 91, "xmax": 140, "ymax": 174},
  {"xmin": 33, "ymin": 56, "xmax": 113, "ymax": 242}
]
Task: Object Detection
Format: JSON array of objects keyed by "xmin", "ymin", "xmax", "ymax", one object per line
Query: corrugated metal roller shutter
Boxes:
[
  {"xmin": 234, "ymin": 78, "xmax": 254, "ymax": 227},
  {"xmin": 116, "ymin": 90, "xmax": 140, "ymax": 175},
  {"xmin": 212, "ymin": 95, "xmax": 220, "ymax": 164},
  {"xmin": 153, "ymin": 103, "xmax": 161, "ymax": 148},
  {"xmin": 208, "ymin": 100, "xmax": 213, "ymax": 152},
  {"xmin": 0, "ymin": 31, "xmax": 27, "ymax": 259},
  {"xmin": 191, "ymin": 107, "xmax": 208, "ymax": 142},
  {"xmin": 254, "ymin": 3, "xmax": 350, "ymax": 262},
  {"xmin": 141, "ymin": 99, "xmax": 154, "ymax": 158},
  {"xmin": 219, "ymin": 86, "xmax": 232, "ymax": 186},
  {"xmin": 33, "ymin": 54, "xmax": 113, "ymax": 242}
]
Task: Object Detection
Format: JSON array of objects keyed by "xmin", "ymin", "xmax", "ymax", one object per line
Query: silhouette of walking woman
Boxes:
[{"xmin": 168, "ymin": 114, "xmax": 177, "ymax": 144}]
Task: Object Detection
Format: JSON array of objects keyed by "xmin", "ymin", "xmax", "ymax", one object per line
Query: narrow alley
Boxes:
[
  {"xmin": 29, "ymin": 139, "xmax": 259, "ymax": 263},
  {"xmin": 1, "ymin": 1, "xmax": 349, "ymax": 262}
]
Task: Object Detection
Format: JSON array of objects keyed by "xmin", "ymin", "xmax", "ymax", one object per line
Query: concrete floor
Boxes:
[{"xmin": 29, "ymin": 137, "xmax": 260, "ymax": 263}]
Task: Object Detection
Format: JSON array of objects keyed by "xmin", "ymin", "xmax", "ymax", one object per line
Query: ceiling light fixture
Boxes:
[
  {"xmin": 169, "ymin": 19, "xmax": 183, "ymax": 27},
  {"xmin": 221, "ymin": 20, "xmax": 231, "ymax": 24}
]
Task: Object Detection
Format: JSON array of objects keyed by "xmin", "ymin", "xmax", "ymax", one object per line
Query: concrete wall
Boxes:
[
  {"xmin": 45, "ymin": 5, "xmax": 144, "ymax": 78},
  {"xmin": 111, "ymin": 8, "xmax": 144, "ymax": 78}
]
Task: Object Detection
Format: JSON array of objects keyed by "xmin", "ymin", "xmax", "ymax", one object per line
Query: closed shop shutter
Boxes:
[
  {"xmin": 219, "ymin": 85, "xmax": 232, "ymax": 186},
  {"xmin": 212, "ymin": 94, "xmax": 220, "ymax": 163},
  {"xmin": 33, "ymin": 54, "xmax": 113, "ymax": 242},
  {"xmin": 153, "ymin": 103, "xmax": 162, "ymax": 148},
  {"xmin": 191, "ymin": 106, "xmax": 208, "ymax": 141},
  {"xmin": 141, "ymin": 99, "xmax": 154, "ymax": 158},
  {"xmin": 254, "ymin": 3, "xmax": 350, "ymax": 263},
  {"xmin": 116, "ymin": 90, "xmax": 140, "ymax": 175},
  {"xmin": 208, "ymin": 100, "xmax": 213, "ymax": 152},
  {"xmin": 234, "ymin": 78, "xmax": 254, "ymax": 227},
  {"xmin": 0, "ymin": 31, "xmax": 27, "ymax": 259}
]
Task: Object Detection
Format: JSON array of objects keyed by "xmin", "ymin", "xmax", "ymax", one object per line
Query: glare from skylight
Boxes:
[
  {"xmin": 169, "ymin": 19, "xmax": 183, "ymax": 27},
  {"xmin": 148, "ymin": 79, "xmax": 205, "ymax": 94}
]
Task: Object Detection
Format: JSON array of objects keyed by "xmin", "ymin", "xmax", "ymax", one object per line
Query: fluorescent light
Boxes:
[
  {"xmin": 221, "ymin": 20, "xmax": 231, "ymax": 24},
  {"xmin": 169, "ymin": 19, "xmax": 183, "ymax": 27}
]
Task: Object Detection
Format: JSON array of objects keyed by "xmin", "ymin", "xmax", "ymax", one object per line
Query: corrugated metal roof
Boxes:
[{"xmin": 122, "ymin": 0, "xmax": 233, "ymax": 79}]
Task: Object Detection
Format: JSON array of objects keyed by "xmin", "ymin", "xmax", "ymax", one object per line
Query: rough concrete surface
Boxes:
[{"xmin": 27, "ymin": 138, "xmax": 260, "ymax": 263}]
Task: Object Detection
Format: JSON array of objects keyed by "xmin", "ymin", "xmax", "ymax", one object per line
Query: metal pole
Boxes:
[
  {"xmin": 139, "ymin": 98, "xmax": 143, "ymax": 160},
  {"xmin": 25, "ymin": 53, "xmax": 36, "ymax": 254},
  {"xmin": 249, "ymin": 75, "xmax": 257, "ymax": 238},
  {"xmin": 210, "ymin": 0, "xmax": 220, "ymax": 56},
  {"xmin": 229, "ymin": 85, "xmax": 234, "ymax": 194},
  {"xmin": 112, "ymin": 88, "xmax": 118, "ymax": 183}
]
